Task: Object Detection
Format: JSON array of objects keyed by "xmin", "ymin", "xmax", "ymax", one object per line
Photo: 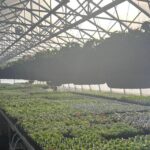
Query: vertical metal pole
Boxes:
[
  {"xmin": 110, "ymin": 88, "xmax": 112, "ymax": 93},
  {"xmin": 74, "ymin": 84, "xmax": 76, "ymax": 91},
  {"xmin": 139, "ymin": 89, "xmax": 142, "ymax": 96},
  {"xmin": 62, "ymin": 84, "xmax": 65, "ymax": 91},
  {"xmin": 89, "ymin": 85, "xmax": 92, "ymax": 91},
  {"xmin": 123, "ymin": 89, "xmax": 126, "ymax": 95},
  {"xmin": 98, "ymin": 84, "xmax": 101, "ymax": 92},
  {"xmin": 68, "ymin": 84, "xmax": 70, "ymax": 91},
  {"xmin": 81, "ymin": 85, "xmax": 84, "ymax": 91}
]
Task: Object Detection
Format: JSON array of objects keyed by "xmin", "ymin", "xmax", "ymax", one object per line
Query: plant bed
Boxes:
[{"xmin": 0, "ymin": 85, "xmax": 150, "ymax": 149}]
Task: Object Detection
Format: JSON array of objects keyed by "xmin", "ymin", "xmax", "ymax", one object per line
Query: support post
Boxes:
[
  {"xmin": 89, "ymin": 85, "xmax": 92, "ymax": 91},
  {"xmin": 68, "ymin": 84, "xmax": 70, "ymax": 91},
  {"xmin": 123, "ymin": 89, "xmax": 126, "ymax": 95},
  {"xmin": 110, "ymin": 88, "xmax": 112, "ymax": 93},
  {"xmin": 74, "ymin": 85, "xmax": 77, "ymax": 91},
  {"xmin": 98, "ymin": 85, "xmax": 101, "ymax": 92},
  {"xmin": 139, "ymin": 89, "xmax": 142, "ymax": 96},
  {"xmin": 81, "ymin": 85, "xmax": 84, "ymax": 91}
]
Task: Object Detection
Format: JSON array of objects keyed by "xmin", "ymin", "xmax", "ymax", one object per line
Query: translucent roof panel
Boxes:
[
  {"xmin": 0, "ymin": 0, "xmax": 149, "ymax": 64},
  {"xmin": 0, "ymin": 0, "xmax": 28, "ymax": 30}
]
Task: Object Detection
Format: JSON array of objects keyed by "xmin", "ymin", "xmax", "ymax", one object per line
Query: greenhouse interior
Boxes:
[{"xmin": 0, "ymin": 0, "xmax": 150, "ymax": 149}]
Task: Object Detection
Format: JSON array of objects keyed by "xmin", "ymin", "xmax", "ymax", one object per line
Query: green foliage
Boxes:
[
  {"xmin": 78, "ymin": 90, "xmax": 150, "ymax": 106},
  {"xmin": 0, "ymin": 85, "xmax": 150, "ymax": 150}
]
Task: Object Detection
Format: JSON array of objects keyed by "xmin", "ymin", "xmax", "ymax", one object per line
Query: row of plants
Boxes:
[
  {"xmin": 0, "ymin": 85, "xmax": 150, "ymax": 149},
  {"xmin": 113, "ymin": 112, "xmax": 150, "ymax": 131},
  {"xmin": 74, "ymin": 90, "xmax": 150, "ymax": 106}
]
